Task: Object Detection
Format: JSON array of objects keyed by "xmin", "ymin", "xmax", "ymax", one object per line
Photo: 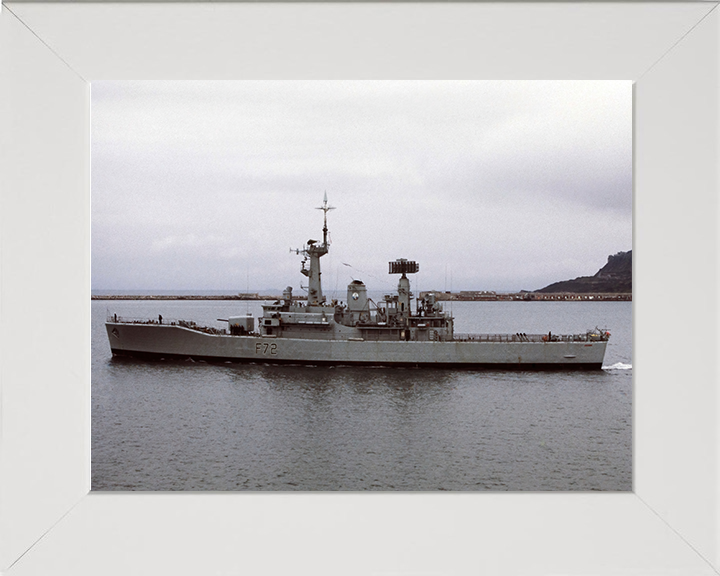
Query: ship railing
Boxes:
[
  {"xmin": 453, "ymin": 332, "xmax": 607, "ymax": 343},
  {"xmin": 106, "ymin": 314, "xmax": 228, "ymax": 335},
  {"xmin": 107, "ymin": 314, "xmax": 181, "ymax": 324}
]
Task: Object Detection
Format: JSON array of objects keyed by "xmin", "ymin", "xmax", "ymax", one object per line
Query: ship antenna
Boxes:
[{"xmin": 316, "ymin": 191, "xmax": 335, "ymax": 247}]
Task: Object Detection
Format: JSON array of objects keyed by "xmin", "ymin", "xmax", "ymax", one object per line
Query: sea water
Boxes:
[{"xmin": 91, "ymin": 299, "xmax": 631, "ymax": 491}]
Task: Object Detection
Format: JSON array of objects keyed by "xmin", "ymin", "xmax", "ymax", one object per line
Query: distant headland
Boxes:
[{"xmin": 535, "ymin": 250, "xmax": 632, "ymax": 294}]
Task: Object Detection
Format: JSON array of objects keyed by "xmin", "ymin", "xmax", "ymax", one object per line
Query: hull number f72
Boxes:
[{"xmin": 255, "ymin": 342, "xmax": 278, "ymax": 355}]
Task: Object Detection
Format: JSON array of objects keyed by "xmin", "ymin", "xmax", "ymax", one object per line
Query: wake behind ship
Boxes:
[{"xmin": 106, "ymin": 195, "xmax": 610, "ymax": 369}]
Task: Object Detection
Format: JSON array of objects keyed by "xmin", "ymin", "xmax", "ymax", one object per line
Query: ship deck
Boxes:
[{"xmin": 107, "ymin": 316, "xmax": 608, "ymax": 345}]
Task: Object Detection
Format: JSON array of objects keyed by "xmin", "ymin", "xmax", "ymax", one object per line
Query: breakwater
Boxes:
[
  {"xmin": 421, "ymin": 291, "xmax": 631, "ymax": 302},
  {"xmin": 92, "ymin": 292, "xmax": 631, "ymax": 302},
  {"xmin": 92, "ymin": 294, "xmax": 280, "ymax": 301}
]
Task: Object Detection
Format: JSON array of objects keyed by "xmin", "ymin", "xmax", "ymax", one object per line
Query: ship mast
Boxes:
[
  {"xmin": 319, "ymin": 191, "xmax": 333, "ymax": 247},
  {"xmin": 298, "ymin": 193, "xmax": 334, "ymax": 306}
]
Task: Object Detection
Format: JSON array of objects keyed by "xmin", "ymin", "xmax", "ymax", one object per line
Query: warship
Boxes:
[{"xmin": 106, "ymin": 195, "xmax": 610, "ymax": 369}]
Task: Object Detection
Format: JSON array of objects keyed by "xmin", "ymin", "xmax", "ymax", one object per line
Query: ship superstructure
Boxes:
[{"xmin": 106, "ymin": 195, "xmax": 610, "ymax": 369}]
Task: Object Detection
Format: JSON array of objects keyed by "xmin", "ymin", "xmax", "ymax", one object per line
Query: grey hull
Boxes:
[{"xmin": 107, "ymin": 323, "xmax": 608, "ymax": 370}]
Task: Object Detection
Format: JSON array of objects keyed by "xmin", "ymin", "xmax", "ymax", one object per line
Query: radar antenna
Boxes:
[
  {"xmin": 389, "ymin": 259, "xmax": 418, "ymax": 318},
  {"xmin": 389, "ymin": 259, "xmax": 419, "ymax": 275}
]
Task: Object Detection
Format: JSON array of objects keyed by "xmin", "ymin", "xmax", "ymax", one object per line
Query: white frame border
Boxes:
[{"xmin": 1, "ymin": 3, "xmax": 718, "ymax": 575}]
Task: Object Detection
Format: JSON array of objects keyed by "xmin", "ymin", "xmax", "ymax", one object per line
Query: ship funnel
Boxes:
[
  {"xmin": 347, "ymin": 280, "xmax": 368, "ymax": 312},
  {"xmin": 347, "ymin": 280, "xmax": 369, "ymax": 324}
]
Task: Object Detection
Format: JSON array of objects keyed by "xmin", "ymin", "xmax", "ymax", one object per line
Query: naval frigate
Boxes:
[{"xmin": 106, "ymin": 195, "xmax": 610, "ymax": 369}]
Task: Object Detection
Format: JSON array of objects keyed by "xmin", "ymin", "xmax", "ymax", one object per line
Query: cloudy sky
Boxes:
[{"xmin": 92, "ymin": 81, "xmax": 631, "ymax": 295}]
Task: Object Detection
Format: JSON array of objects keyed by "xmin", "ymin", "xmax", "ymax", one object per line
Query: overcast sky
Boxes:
[{"xmin": 92, "ymin": 81, "xmax": 631, "ymax": 295}]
